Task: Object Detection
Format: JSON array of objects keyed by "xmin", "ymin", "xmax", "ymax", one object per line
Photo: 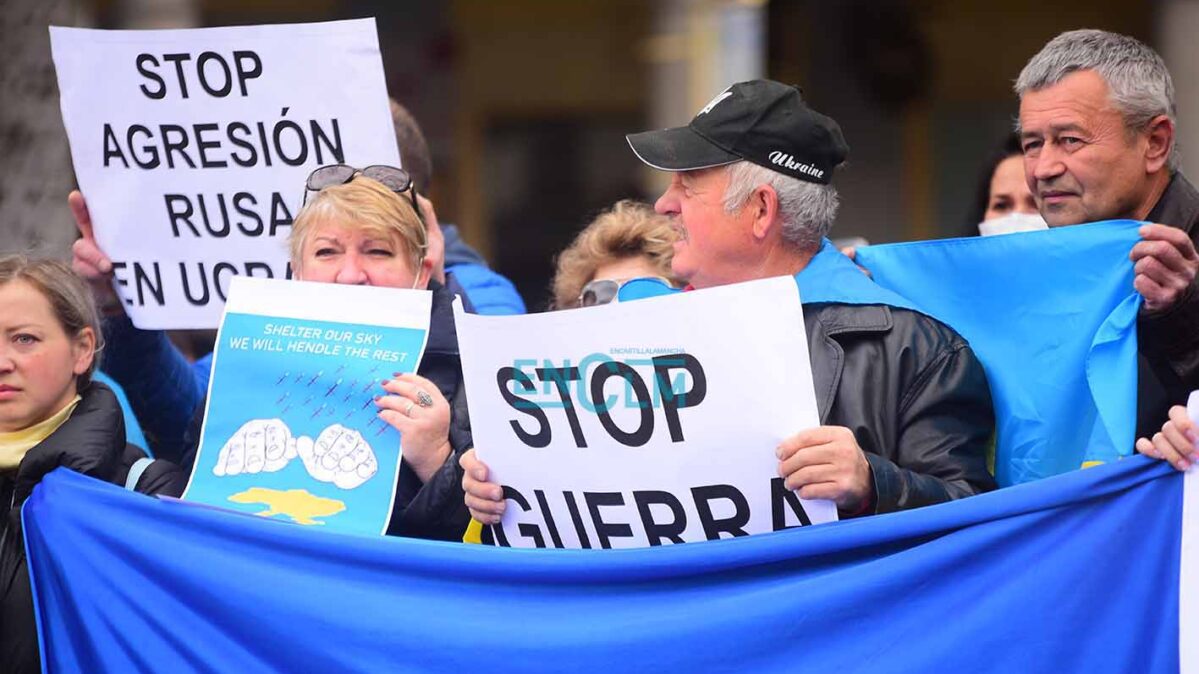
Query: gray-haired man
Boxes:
[
  {"xmin": 1016, "ymin": 29, "xmax": 1199, "ymax": 443},
  {"xmin": 461, "ymin": 81, "xmax": 996, "ymax": 531}
]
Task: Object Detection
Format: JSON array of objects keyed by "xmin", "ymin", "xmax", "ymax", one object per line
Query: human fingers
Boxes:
[
  {"xmin": 1168, "ymin": 405, "xmax": 1197, "ymax": 440},
  {"xmin": 71, "ymin": 237, "xmax": 113, "ymax": 279},
  {"xmin": 1135, "ymin": 437, "xmax": 1160, "ymax": 460},
  {"xmin": 781, "ymin": 426, "xmax": 852, "ymax": 450},
  {"xmin": 382, "ymin": 374, "xmax": 446, "ymax": 406},
  {"xmin": 1138, "ymin": 224, "xmax": 1198, "ymax": 261},
  {"xmin": 777, "ymin": 444, "xmax": 842, "ymax": 479},
  {"xmin": 465, "ymin": 494, "xmax": 505, "ymax": 524},
  {"xmin": 781, "ymin": 463, "xmax": 841, "ymax": 492},
  {"xmin": 794, "ymin": 481, "xmax": 845, "ymax": 503},
  {"xmin": 1130, "ymin": 237, "xmax": 1197, "ymax": 277},
  {"xmin": 1133, "ymin": 273, "xmax": 1173, "ymax": 310},
  {"xmin": 459, "ymin": 453, "xmax": 501, "ymax": 501},
  {"xmin": 1161, "ymin": 419, "xmax": 1198, "ymax": 464},
  {"xmin": 68, "ymin": 190, "xmax": 95, "ymax": 240},
  {"xmin": 1133, "ymin": 254, "xmax": 1193, "ymax": 293},
  {"xmin": 374, "ymin": 393, "xmax": 426, "ymax": 421},
  {"xmin": 1152, "ymin": 431, "xmax": 1191, "ymax": 471}
]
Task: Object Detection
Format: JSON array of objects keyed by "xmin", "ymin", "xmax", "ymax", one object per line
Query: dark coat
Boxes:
[
  {"xmin": 0, "ymin": 381, "xmax": 173, "ymax": 674},
  {"xmin": 1137, "ymin": 172, "xmax": 1199, "ymax": 440},
  {"xmin": 385, "ymin": 280, "xmax": 473, "ymax": 540},
  {"xmin": 804, "ymin": 303, "xmax": 998, "ymax": 514}
]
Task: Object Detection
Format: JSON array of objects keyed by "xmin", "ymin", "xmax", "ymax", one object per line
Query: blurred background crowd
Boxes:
[{"xmin": 6, "ymin": 0, "xmax": 1199, "ymax": 313}]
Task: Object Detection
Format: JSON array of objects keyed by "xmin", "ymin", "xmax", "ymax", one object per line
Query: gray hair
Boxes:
[
  {"xmin": 1015, "ymin": 29, "xmax": 1178, "ymax": 168},
  {"xmin": 722, "ymin": 161, "xmax": 839, "ymax": 250}
]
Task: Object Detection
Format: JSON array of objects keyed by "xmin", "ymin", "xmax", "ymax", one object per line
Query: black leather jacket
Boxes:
[
  {"xmin": 1137, "ymin": 172, "xmax": 1199, "ymax": 440},
  {"xmin": 804, "ymin": 302, "xmax": 997, "ymax": 515},
  {"xmin": 385, "ymin": 280, "xmax": 473, "ymax": 540},
  {"xmin": 0, "ymin": 382, "xmax": 166, "ymax": 674}
]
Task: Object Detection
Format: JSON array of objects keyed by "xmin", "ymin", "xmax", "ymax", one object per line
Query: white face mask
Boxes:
[{"xmin": 978, "ymin": 212, "xmax": 1048, "ymax": 237}]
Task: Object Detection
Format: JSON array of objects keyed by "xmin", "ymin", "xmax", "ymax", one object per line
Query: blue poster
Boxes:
[{"xmin": 182, "ymin": 277, "xmax": 431, "ymax": 536}]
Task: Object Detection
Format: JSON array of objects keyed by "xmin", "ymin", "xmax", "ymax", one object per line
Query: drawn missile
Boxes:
[
  {"xmin": 275, "ymin": 371, "xmax": 290, "ymax": 385},
  {"xmin": 310, "ymin": 403, "xmax": 326, "ymax": 420},
  {"xmin": 324, "ymin": 378, "xmax": 343, "ymax": 397},
  {"xmin": 275, "ymin": 391, "xmax": 290, "ymax": 405},
  {"xmin": 293, "ymin": 372, "xmax": 304, "ymax": 383},
  {"xmin": 307, "ymin": 370, "xmax": 323, "ymax": 386}
]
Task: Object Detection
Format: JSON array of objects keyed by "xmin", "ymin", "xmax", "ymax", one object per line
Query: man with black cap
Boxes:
[{"xmin": 462, "ymin": 80, "xmax": 996, "ymax": 522}]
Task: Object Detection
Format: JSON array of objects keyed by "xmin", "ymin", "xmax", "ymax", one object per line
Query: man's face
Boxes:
[
  {"xmin": 1018, "ymin": 69, "xmax": 1155, "ymax": 226},
  {"xmin": 653, "ymin": 167, "xmax": 752, "ymax": 289}
]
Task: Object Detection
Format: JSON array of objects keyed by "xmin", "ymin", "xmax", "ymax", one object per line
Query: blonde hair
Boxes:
[
  {"xmin": 0, "ymin": 255, "xmax": 101, "ymax": 388},
  {"xmin": 551, "ymin": 200, "xmax": 680, "ymax": 309},
  {"xmin": 289, "ymin": 176, "xmax": 427, "ymax": 274}
]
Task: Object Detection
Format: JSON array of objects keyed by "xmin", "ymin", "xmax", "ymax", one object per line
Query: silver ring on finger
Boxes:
[
  {"xmin": 416, "ymin": 389, "xmax": 435, "ymax": 408},
  {"xmin": 404, "ymin": 400, "xmax": 416, "ymax": 417}
]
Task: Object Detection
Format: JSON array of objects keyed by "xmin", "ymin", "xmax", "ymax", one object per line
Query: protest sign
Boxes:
[
  {"xmin": 455, "ymin": 276, "xmax": 837, "ymax": 549},
  {"xmin": 183, "ymin": 276, "xmax": 431, "ymax": 536},
  {"xmin": 49, "ymin": 19, "xmax": 399, "ymax": 328}
]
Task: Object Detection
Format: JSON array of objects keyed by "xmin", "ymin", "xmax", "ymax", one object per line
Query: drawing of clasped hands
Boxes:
[
  {"xmin": 296, "ymin": 425, "xmax": 378, "ymax": 490},
  {"xmin": 214, "ymin": 418, "xmax": 299, "ymax": 477}
]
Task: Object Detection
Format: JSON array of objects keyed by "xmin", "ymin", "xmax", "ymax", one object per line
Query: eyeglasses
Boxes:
[
  {"xmin": 302, "ymin": 164, "xmax": 427, "ymax": 256},
  {"xmin": 577, "ymin": 277, "xmax": 674, "ymax": 308}
]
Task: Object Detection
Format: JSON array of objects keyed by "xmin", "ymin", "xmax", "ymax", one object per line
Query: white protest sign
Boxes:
[
  {"xmin": 184, "ymin": 276, "xmax": 431, "ymax": 536},
  {"xmin": 1181, "ymin": 391, "xmax": 1199, "ymax": 673},
  {"xmin": 456, "ymin": 276, "xmax": 837, "ymax": 549},
  {"xmin": 50, "ymin": 19, "xmax": 400, "ymax": 328}
]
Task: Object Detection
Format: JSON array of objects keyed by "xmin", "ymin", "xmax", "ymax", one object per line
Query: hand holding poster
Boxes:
[
  {"xmin": 455, "ymin": 276, "xmax": 837, "ymax": 549},
  {"xmin": 49, "ymin": 19, "xmax": 399, "ymax": 328},
  {"xmin": 183, "ymin": 277, "xmax": 431, "ymax": 536}
]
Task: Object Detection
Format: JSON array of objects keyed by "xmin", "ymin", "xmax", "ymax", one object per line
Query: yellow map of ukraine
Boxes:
[{"xmin": 229, "ymin": 487, "xmax": 346, "ymax": 525}]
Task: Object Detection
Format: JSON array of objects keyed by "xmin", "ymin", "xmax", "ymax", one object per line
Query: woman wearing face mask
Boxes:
[
  {"xmin": 965, "ymin": 134, "xmax": 1048, "ymax": 237},
  {"xmin": 549, "ymin": 200, "xmax": 681, "ymax": 309},
  {"xmin": 0, "ymin": 256, "xmax": 185, "ymax": 674},
  {"xmin": 179, "ymin": 166, "xmax": 472, "ymax": 541}
]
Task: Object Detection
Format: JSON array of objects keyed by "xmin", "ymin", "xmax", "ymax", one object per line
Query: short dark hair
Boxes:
[{"xmin": 389, "ymin": 98, "xmax": 434, "ymax": 193}]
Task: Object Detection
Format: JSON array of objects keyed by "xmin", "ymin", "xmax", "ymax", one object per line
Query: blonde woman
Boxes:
[
  {"xmin": 190, "ymin": 165, "xmax": 472, "ymax": 541},
  {"xmin": 550, "ymin": 200, "xmax": 680, "ymax": 309}
]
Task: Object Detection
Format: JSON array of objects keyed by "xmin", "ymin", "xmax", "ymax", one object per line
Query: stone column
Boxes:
[{"xmin": 0, "ymin": 0, "xmax": 87, "ymax": 257}]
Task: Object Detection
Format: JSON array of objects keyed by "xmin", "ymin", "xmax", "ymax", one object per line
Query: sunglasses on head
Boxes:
[
  {"xmin": 303, "ymin": 164, "xmax": 418, "ymax": 211},
  {"xmin": 303, "ymin": 164, "xmax": 428, "ymax": 260},
  {"xmin": 577, "ymin": 277, "xmax": 674, "ymax": 308}
]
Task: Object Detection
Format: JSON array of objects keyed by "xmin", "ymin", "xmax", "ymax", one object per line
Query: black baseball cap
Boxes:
[{"xmin": 626, "ymin": 80, "xmax": 848, "ymax": 185}]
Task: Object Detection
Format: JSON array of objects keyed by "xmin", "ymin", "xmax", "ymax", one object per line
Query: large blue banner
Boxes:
[
  {"xmin": 857, "ymin": 221, "xmax": 1143, "ymax": 486},
  {"xmin": 24, "ymin": 459, "xmax": 1185, "ymax": 673}
]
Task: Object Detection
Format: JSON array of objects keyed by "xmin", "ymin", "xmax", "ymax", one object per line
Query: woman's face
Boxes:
[
  {"xmin": 294, "ymin": 217, "xmax": 428, "ymax": 289},
  {"xmin": 0, "ymin": 280, "xmax": 95, "ymax": 432},
  {"xmin": 984, "ymin": 155, "xmax": 1040, "ymax": 222}
]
